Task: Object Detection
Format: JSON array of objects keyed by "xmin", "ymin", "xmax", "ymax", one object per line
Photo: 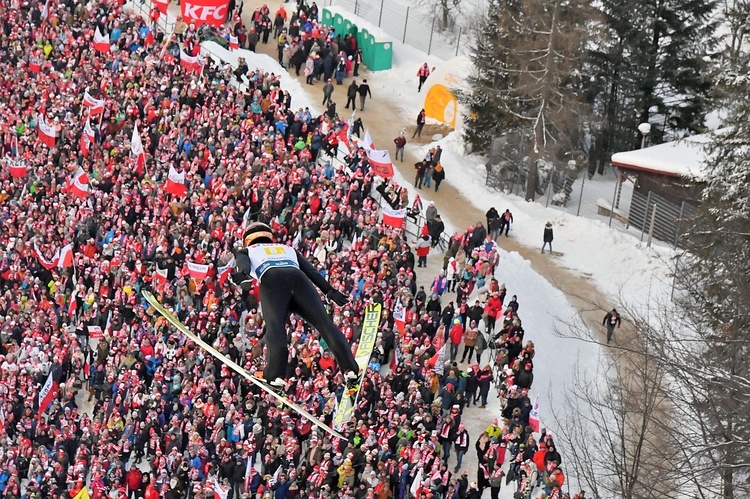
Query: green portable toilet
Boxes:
[{"xmin": 321, "ymin": 8, "xmax": 333, "ymax": 26}]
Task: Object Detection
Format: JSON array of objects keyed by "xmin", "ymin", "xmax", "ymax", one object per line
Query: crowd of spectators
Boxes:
[{"xmin": 0, "ymin": 0, "xmax": 577, "ymax": 498}]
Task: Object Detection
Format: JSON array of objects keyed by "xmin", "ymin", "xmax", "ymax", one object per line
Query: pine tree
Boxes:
[
  {"xmin": 586, "ymin": 0, "xmax": 718, "ymax": 174},
  {"xmin": 460, "ymin": 0, "xmax": 591, "ymax": 200}
]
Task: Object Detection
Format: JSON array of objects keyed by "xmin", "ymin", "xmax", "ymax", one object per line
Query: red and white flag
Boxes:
[
  {"xmin": 165, "ymin": 166, "xmax": 188, "ymax": 196},
  {"xmin": 382, "ymin": 205, "xmax": 406, "ymax": 229},
  {"xmin": 363, "ymin": 130, "xmax": 375, "ymax": 150},
  {"xmin": 83, "ymin": 91, "xmax": 105, "ymax": 115},
  {"xmin": 94, "ymin": 27, "xmax": 111, "ymax": 53},
  {"xmin": 37, "ymin": 115, "xmax": 56, "ymax": 147},
  {"xmin": 38, "ymin": 372, "xmax": 59, "ymax": 417},
  {"xmin": 68, "ymin": 167, "xmax": 89, "ymax": 198},
  {"xmin": 428, "ymin": 344, "xmax": 446, "ymax": 375},
  {"xmin": 186, "ymin": 262, "xmax": 210, "ymax": 281},
  {"xmin": 153, "ymin": 0, "xmax": 169, "ymax": 14},
  {"xmin": 131, "ymin": 124, "xmax": 145, "ymax": 174},
  {"xmin": 68, "ymin": 289, "xmax": 78, "ymax": 317},
  {"xmin": 33, "ymin": 242, "xmax": 59, "ymax": 270},
  {"xmin": 366, "ymin": 149, "xmax": 394, "ymax": 178},
  {"xmin": 393, "ymin": 297, "xmax": 406, "ymax": 336},
  {"xmin": 179, "ymin": 50, "xmax": 204, "ymax": 73},
  {"xmin": 41, "ymin": 0, "xmax": 51, "ymax": 19},
  {"xmin": 153, "ymin": 266, "xmax": 169, "ymax": 284},
  {"xmin": 229, "ymin": 35, "xmax": 239, "ymax": 50},
  {"xmin": 87, "ymin": 325, "xmax": 103, "ymax": 339},
  {"xmin": 104, "ymin": 310, "xmax": 112, "ymax": 336},
  {"xmin": 28, "ymin": 55, "xmax": 42, "ymax": 73},
  {"xmin": 217, "ymin": 257, "xmax": 235, "ymax": 285},
  {"xmin": 529, "ymin": 395, "xmax": 541, "ymax": 433},
  {"xmin": 58, "ymin": 243, "xmax": 74, "ymax": 268},
  {"xmin": 6, "ymin": 158, "xmax": 27, "ymax": 177},
  {"xmin": 80, "ymin": 119, "xmax": 95, "ymax": 157},
  {"xmin": 83, "ymin": 351, "xmax": 91, "ymax": 379}
]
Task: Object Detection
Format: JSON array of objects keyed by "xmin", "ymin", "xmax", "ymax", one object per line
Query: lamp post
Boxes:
[{"xmin": 638, "ymin": 122, "xmax": 652, "ymax": 149}]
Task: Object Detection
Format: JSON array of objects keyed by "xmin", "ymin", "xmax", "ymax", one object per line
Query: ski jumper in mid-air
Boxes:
[{"xmin": 233, "ymin": 222, "xmax": 360, "ymax": 394}]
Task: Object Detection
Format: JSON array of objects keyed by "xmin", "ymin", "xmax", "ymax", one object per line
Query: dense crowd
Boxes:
[{"xmin": 0, "ymin": 0, "xmax": 576, "ymax": 498}]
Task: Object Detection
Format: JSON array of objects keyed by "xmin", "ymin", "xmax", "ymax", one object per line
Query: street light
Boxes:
[{"xmin": 638, "ymin": 122, "xmax": 652, "ymax": 149}]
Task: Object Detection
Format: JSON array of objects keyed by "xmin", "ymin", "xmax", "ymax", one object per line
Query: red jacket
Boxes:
[
  {"xmin": 126, "ymin": 468, "xmax": 142, "ymax": 492},
  {"xmin": 449, "ymin": 323, "xmax": 463, "ymax": 345}
]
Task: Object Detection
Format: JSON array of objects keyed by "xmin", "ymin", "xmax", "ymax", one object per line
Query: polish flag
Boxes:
[
  {"xmin": 80, "ymin": 119, "xmax": 95, "ymax": 157},
  {"xmin": 41, "ymin": 0, "xmax": 51, "ymax": 19},
  {"xmin": 93, "ymin": 27, "xmax": 111, "ymax": 53},
  {"xmin": 363, "ymin": 130, "xmax": 375, "ymax": 150},
  {"xmin": 382, "ymin": 205, "xmax": 406, "ymax": 229},
  {"xmin": 104, "ymin": 310, "xmax": 112, "ymax": 336},
  {"xmin": 83, "ymin": 91, "xmax": 105, "ymax": 115},
  {"xmin": 186, "ymin": 261, "xmax": 210, "ymax": 281},
  {"xmin": 229, "ymin": 35, "xmax": 239, "ymax": 50},
  {"xmin": 217, "ymin": 257, "xmax": 235, "ymax": 286},
  {"xmin": 37, "ymin": 115, "xmax": 57, "ymax": 147},
  {"xmin": 7, "ymin": 158, "xmax": 27, "ymax": 177},
  {"xmin": 83, "ymin": 351, "xmax": 91, "ymax": 379},
  {"xmin": 38, "ymin": 372, "xmax": 59, "ymax": 417},
  {"xmin": 393, "ymin": 297, "xmax": 406, "ymax": 337},
  {"xmin": 427, "ymin": 344, "xmax": 446, "ymax": 375},
  {"xmin": 153, "ymin": 0, "xmax": 168, "ymax": 14},
  {"xmin": 131, "ymin": 124, "xmax": 145, "ymax": 174},
  {"xmin": 154, "ymin": 266, "xmax": 169, "ymax": 284},
  {"xmin": 68, "ymin": 289, "xmax": 78, "ymax": 317},
  {"xmin": 366, "ymin": 149, "xmax": 394, "ymax": 178},
  {"xmin": 529, "ymin": 395, "xmax": 541, "ymax": 433},
  {"xmin": 28, "ymin": 55, "xmax": 42, "ymax": 73},
  {"xmin": 58, "ymin": 243, "xmax": 74, "ymax": 268},
  {"xmin": 87, "ymin": 325, "xmax": 103, "ymax": 339},
  {"xmin": 68, "ymin": 167, "xmax": 89, "ymax": 198},
  {"xmin": 33, "ymin": 242, "xmax": 59, "ymax": 270},
  {"xmin": 165, "ymin": 166, "xmax": 188, "ymax": 196},
  {"xmin": 179, "ymin": 50, "xmax": 204, "ymax": 73},
  {"xmin": 389, "ymin": 346, "xmax": 399, "ymax": 371}
]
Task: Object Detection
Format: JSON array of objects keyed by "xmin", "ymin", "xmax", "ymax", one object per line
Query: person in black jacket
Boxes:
[
  {"xmin": 357, "ymin": 79, "xmax": 372, "ymax": 110},
  {"xmin": 413, "ymin": 109, "xmax": 426, "ymax": 138},
  {"xmin": 602, "ymin": 308, "xmax": 621, "ymax": 343},
  {"xmin": 345, "ymin": 80, "xmax": 358, "ymax": 109},
  {"xmin": 542, "ymin": 221, "xmax": 554, "ymax": 253}
]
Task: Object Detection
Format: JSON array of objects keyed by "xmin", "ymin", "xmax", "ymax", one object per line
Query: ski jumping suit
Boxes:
[{"xmin": 235, "ymin": 243, "xmax": 358, "ymax": 381}]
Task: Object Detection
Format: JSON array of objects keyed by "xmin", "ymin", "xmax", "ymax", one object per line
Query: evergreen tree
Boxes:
[
  {"xmin": 460, "ymin": 0, "xmax": 591, "ymax": 200},
  {"xmin": 586, "ymin": 0, "xmax": 718, "ymax": 174}
]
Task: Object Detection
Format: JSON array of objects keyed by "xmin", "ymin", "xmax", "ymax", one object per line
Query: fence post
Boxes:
[
  {"xmin": 403, "ymin": 7, "xmax": 409, "ymax": 43},
  {"xmin": 647, "ymin": 205, "xmax": 657, "ymax": 248},
  {"xmin": 378, "ymin": 0, "xmax": 385, "ymax": 27},
  {"xmin": 576, "ymin": 172, "xmax": 585, "ymax": 216},
  {"xmin": 673, "ymin": 201, "xmax": 686, "ymax": 248},
  {"xmin": 428, "ymin": 17, "xmax": 435, "ymax": 55},
  {"xmin": 640, "ymin": 191, "xmax": 652, "ymax": 242},
  {"xmin": 455, "ymin": 27, "xmax": 462, "ymax": 56},
  {"xmin": 608, "ymin": 176, "xmax": 619, "ymax": 227},
  {"xmin": 354, "ymin": 0, "xmax": 359, "ymax": 16}
]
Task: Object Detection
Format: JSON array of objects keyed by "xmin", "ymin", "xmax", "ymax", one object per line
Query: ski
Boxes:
[
  {"xmin": 332, "ymin": 303, "xmax": 382, "ymax": 430},
  {"xmin": 141, "ymin": 290, "xmax": 347, "ymax": 441}
]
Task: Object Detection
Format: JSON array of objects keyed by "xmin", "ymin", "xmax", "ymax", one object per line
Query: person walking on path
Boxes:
[
  {"xmin": 413, "ymin": 109, "xmax": 426, "ymax": 138},
  {"xmin": 602, "ymin": 308, "xmax": 621, "ymax": 344},
  {"xmin": 322, "ymin": 79, "xmax": 334, "ymax": 105},
  {"xmin": 345, "ymin": 80, "xmax": 358, "ymax": 109},
  {"xmin": 394, "ymin": 132, "xmax": 406, "ymax": 162},
  {"xmin": 542, "ymin": 222, "xmax": 554, "ymax": 253},
  {"xmin": 357, "ymin": 79, "xmax": 372, "ymax": 110},
  {"xmin": 499, "ymin": 209, "xmax": 514, "ymax": 236},
  {"xmin": 417, "ymin": 62, "xmax": 431, "ymax": 92},
  {"xmin": 433, "ymin": 163, "xmax": 446, "ymax": 192},
  {"xmin": 415, "ymin": 160, "xmax": 428, "ymax": 189}
]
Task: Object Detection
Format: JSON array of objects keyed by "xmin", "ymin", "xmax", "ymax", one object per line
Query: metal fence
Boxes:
[
  {"xmin": 322, "ymin": 0, "xmax": 467, "ymax": 60},
  {"xmin": 127, "ymin": 0, "xmax": 176, "ymax": 35},
  {"xmin": 628, "ymin": 190, "xmax": 699, "ymax": 249}
]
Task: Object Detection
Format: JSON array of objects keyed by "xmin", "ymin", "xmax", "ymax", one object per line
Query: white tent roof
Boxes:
[{"xmin": 610, "ymin": 133, "xmax": 712, "ymax": 179}]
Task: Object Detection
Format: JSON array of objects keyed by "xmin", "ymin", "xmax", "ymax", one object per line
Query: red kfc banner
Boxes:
[{"xmin": 181, "ymin": 0, "xmax": 229, "ymax": 27}]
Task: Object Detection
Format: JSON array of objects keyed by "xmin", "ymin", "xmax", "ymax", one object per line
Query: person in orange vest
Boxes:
[{"xmin": 417, "ymin": 62, "xmax": 431, "ymax": 92}]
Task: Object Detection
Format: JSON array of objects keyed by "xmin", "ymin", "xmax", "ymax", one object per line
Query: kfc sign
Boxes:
[{"xmin": 181, "ymin": 0, "xmax": 228, "ymax": 26}]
